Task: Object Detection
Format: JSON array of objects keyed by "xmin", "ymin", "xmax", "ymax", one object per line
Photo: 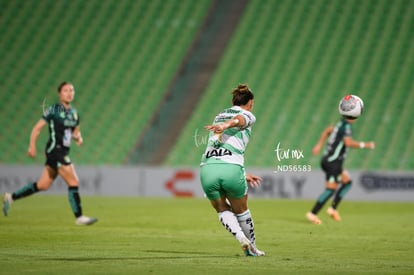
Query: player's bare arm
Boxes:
[
  {"xmin": 343, "ymin": 136, "xmax": 375, "ymax": 149},
  {"xmin": 204, "ymin": 114, "xmax": 246, "ymax": 134},
  {"xmin": 312, "ymin": 125, "xmax": 334, "ymax": 155},
  {"xmin": 28, "ymin": 119, "xmax": 47, "ymax": 158},
  {"xmin": 72, "ymin": 126, "xmax": 83, "ymax": 146}
]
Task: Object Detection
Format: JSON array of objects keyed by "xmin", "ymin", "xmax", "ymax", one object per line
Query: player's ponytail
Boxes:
[{"xmin": 232, "ymin": 84, "xmax": 254, "ymax": 106}]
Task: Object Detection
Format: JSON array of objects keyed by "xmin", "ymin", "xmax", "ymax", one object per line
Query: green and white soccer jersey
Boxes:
[
  {"xmin": 201, "ymin": 106, "xmax": 255, "ymax": 167},
  {"xmin": 42, "ymin": 103, "xmax": 80, "ymax": 153}
]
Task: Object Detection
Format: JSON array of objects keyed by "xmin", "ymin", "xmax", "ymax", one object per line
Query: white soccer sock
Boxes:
[
  {"xmin": 218, "ymin": 210, "xmax": 246, "ymax": 243},
  {"xmin": 236, "ymin": 209, "xmax": 256, "ymax": 245}
]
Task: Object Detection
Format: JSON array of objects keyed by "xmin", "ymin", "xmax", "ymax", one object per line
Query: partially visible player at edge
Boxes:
[
  {"xmin": 200, "ymin": 84, "xmax": 265, "ymax": 256},
  {"xmin": 2, "ymin": 82, "xmax": 97, "ymax": 225},
  {"xmin": 306, "ymin": 95, "xmax": 375, "ymax": 224}
]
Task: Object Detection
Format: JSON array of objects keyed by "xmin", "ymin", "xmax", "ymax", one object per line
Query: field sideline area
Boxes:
[{"xmin": 1, "ymin": 197, "xmax": 413, "ymax": 274}]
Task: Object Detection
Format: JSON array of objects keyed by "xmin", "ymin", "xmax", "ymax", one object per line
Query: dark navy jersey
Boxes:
[
  {"xmin": 42, "ymin": 103, "xmax": 80, "ymax": 153},
  {"xmin": 323, "ymin": 119, "xmax": 352, "ymax": 162}
]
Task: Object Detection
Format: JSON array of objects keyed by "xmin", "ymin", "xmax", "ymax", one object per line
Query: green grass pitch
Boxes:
[{"xmin": 0, "ymin": 196, "xmax": 413, "ymax": 274}]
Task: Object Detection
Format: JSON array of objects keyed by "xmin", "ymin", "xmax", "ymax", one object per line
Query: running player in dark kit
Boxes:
[
  {"xmin": 306, "ymin": 95, "xmax": 375, "ymax": 224},
  {"xmin": 3, "ymin": 82, "xmax": 97, "ymax": 225}
]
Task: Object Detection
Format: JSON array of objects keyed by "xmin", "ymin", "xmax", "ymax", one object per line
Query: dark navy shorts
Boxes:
[
  {"xmin": 45, "ymin": 148, "xmax": 72, "ymax": 169},
  {"xmin": 321, "ymin": 157, "xmax": 343, "ymax": 183}
]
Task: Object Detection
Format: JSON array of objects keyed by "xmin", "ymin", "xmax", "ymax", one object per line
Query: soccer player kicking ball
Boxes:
[
  {"xmin": 306, "ymin": 95, "xmax": 375, "ymax": 224},
  {"xmin": 200, "ymin": 84, "xmax": 265, "ymax": 256}
]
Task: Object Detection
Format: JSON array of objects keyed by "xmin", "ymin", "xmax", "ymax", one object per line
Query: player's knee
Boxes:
[
  {"xmin": 210, "ymin": 198, "xmax": 231, "ymax": 213},
  {"xmin": 36, "ymin": 180, "xmax": 53, "ymax": 190},
  {"xmin": 341, "ymin": 170, "xmax": 351, "ymax": 182},
  {"xmin": 326, "ymin": 182, "xmax": 338, "ymax": 190}
]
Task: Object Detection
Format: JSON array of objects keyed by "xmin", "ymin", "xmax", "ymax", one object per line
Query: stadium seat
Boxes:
[
  {"xmin": 0, "ymin": 0, "xmax": 211, "ymax": 164},
  {"xmin": 165, "ymin": 0, "xmax": 414, "ymax": 170}
]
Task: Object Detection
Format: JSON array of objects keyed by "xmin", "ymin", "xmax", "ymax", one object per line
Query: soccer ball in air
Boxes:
[{"xmin": 338, "ymin": 94, "xmax": 364, "ymax": 119}]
